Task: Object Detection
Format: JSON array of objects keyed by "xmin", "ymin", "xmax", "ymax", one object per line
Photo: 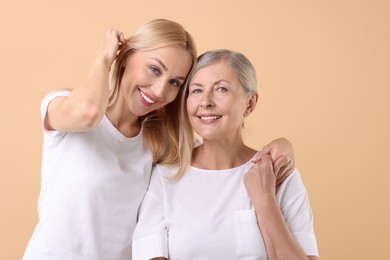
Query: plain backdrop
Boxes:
[{"xmin": 1, "ymin": 0, "xmax": 389, "ymax": 259}]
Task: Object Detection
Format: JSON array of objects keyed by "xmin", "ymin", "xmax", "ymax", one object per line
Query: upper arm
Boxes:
[
  {"xmin": 278, "ymin": 170, "xmax": 319, "ymax": 257},
  {"xmin": 44, "ymin": 96, "xmax": 67, "ymax": 131},
  {"xmin": 45, "ymin": 94, "xmax": 100, "ymax": 132},
  {"xmin": 132, "ymin": 167, "xmax": 168, "ymax": 260},
  {"xmin": 134, "ymin": 170, "xmax": 166, "ymax": 236}
]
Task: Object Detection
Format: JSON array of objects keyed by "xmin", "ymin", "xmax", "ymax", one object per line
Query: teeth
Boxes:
[
  {"xmin": 140, "ymin": 91, "xmax": 156, "ymax": 104},
  {"xmin": 200, "ymin": 116, "xmax": 221, "ymax": 120}
]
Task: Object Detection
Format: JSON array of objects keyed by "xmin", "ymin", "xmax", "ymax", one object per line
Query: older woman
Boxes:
[{"xmin": 132, "ymin": 49, "xmax": 319, "ymax": 259}]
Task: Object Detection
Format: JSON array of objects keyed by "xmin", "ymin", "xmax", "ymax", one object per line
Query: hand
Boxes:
[
  {"xmin": 253, "ymin": 138, "xmax": 295, "ymax": 187},
  {"xmin": 96, "ymin": 29, "xmax": 126, "ymax": 68},
  {"xmin": 244, "ymin": 154, "xmax": 276, "ymax": 206}
]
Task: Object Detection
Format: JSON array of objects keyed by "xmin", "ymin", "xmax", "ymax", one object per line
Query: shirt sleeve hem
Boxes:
[
  {"xmin": 40, "ymin": 90, "xmax": 70, "ymax": 137},
  {"xmin": 132, "ymin": 232, "xmax": 168, "ymax": 260},
  {"xmin": 293, "ymin": 232, "xmax": 319, "ymax": 256}
]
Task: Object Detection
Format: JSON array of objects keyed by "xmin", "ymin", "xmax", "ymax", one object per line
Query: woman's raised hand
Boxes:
[
  {"xmin": 97, "ymin": 29, "xmax": 126, "ymax": 69},
  {"xmin": 244, "ymin": 154, "xmax": 277, "ymax": 207}
]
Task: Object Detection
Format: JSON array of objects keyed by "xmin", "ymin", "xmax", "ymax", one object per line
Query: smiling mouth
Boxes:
[
  {"xmin": 198, "ymin": 116, "xmax": 222, "ymax": 120},
  {"xmin": 139, "ymin": 89, "xmax": 157, "ymax": 105}
]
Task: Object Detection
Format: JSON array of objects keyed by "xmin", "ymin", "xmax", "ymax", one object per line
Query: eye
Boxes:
[
  {"xmin": 150, "ymin": 66, "xmax": 161, "ymax": 75},
  {"xmin": 169, "ymin": 79, "xmax": 181, "ymax": 87},
  {"xmin": 190, "ymin": 88, "xmax": 202, "ymax": 94},
  {"xmin": 217, "ymin": 86, "xmax": 227, "ymax": 92}
]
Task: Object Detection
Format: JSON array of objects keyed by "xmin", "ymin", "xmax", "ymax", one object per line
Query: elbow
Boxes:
[{"xmin": 78, "ymin": 103, "xmax": 104, "ymax": 130}]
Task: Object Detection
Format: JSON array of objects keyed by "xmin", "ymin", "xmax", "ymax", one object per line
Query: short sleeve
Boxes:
[
  {"xmin": 132, "ymin": 166, "xmax": 168, "ymax": 260},
  {"xmin": 40, "ymin": 90, "xmax": 70, "ymax": 137},
  {"xmin": 276, "ymin": 169, "xmax": 319, "ymax": 256}
]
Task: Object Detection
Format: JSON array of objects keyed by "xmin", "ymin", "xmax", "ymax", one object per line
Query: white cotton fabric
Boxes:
[
  {"xmin": 23, "ymin": 90, "xmax": 153, "ymax": 260},
  {"xmin": 132, "ymin": 158, "xmax": 319, "ymax": 260}
]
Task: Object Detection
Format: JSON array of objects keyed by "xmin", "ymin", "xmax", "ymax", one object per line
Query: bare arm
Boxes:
[
  {"xmin": 244, "ymin": 154, "xmax": 319, "ymax": 260},
  {"xmin": 45, "ymin": 30, "xmax": 126, "ymax": 132}
]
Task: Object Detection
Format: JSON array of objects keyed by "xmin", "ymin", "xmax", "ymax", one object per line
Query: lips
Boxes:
[
  {"xmin": 138, "ymin": 89, "xmax": 157, "ymax": 105},
  {"xmin": 196, "ymin": 114, "xmax": 222, "ymax": 123},
  {"xmin": 198, "ymin": 115, "xmax": 222, "ymax": 120}
]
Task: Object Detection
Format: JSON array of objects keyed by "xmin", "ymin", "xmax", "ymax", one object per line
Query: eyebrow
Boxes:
[
  {"xmin": 151, "ymin": 58, "xmax": 186, "ymax": 81},
  {"xmin": 214, "ymin": 79, "xmax": 230, "ymax": 85},
  {"xmin": 190, "ymin": 79, "xmax": 231, "ymax": 87},
  {"xmin": 151, "ymin": 58, "xmax": 168, "ymax": 72}
]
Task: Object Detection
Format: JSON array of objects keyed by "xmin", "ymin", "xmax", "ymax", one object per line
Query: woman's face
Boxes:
[
  {"xmin": 187, "ymin": 61, "xmax": 255, "ymax": 141},
  {"xmin": 119, "ymin": 45, "xmax": 193, "ymax": 116}
]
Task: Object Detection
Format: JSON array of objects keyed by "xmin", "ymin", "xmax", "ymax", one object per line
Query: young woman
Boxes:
[
  {"xmin": 23, "ymin": 18, "xmax": 294, "ymax": 259},
  {"xmin": 132, "ymin": 50, "xmax": 319, "ymax": 259},
  {"xmin": 23, "ymin": 19, "xmax": 197, "ymax": 260}
]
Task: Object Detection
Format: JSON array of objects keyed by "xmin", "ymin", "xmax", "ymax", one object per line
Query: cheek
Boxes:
[
  {"xmin": 228, "ymin": 104, "xmax": 247, "ymax": 120},
  {"xmin": 187, "ymin": 113, "xmax": 198, "ymax": 129},
  {"xmin": 186, "ymin": 98, "xmax": 197, "ymax": 115},
  {"xmin": 165, "ymin": 88, "xmax": 180, "ymax": 104},
  {"xmin": 123, "ymin": 65, "xmax": 148, "ymax": 85},
  {"xmin": 119, "ymin": 69, "xmax": 137, "ymax": 89}
]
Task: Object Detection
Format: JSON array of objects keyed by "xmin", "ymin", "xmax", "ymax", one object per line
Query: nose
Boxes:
[
  {"xmin": 150, "ymin": 80, "xmax": 168, "ymax": 101},
  {"xmin": 200, "ymin": 90, "xmax": 215, "ymax": 108}
]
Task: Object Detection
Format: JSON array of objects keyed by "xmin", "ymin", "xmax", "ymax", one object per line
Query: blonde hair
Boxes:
[
  {"xmin": 109, "ymin": 19, "xmax": 197, "ymax": 165},
  {"xmin": 174, "ymin": 49, "xmax": 258, "ymax": 180}
]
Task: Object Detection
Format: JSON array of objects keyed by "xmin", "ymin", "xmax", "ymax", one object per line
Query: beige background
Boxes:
[{"xmin": 1, "ymin": 0, "xmax": 389, "ymax": 259}]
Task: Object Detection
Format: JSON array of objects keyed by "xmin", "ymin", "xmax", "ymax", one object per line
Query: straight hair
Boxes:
[
  {"xmin": 109, "ymin": 19, "xmax": 197, "ymax": 165},
  {"xmin": 174, "ymin": 49, "xmax": 257, "ymax": 181}
]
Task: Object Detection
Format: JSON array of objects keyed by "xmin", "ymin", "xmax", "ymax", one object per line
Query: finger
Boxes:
[
  {"xmin": 273, "ymin": 155, "xmax": 288, "ymax": 176},
  {"xmin": 108, "ymin": 29, "xmax": 123, "ymax": 42},
  {"xmin": 276, "ymin": 169, "xmax": 289, "ymax": 187},
  {"xmin": 251, "ymin": 154, "xmax": 261, "ymax": 163},
  {"xmin": 251, "ymin": 158, "xmax": 261, "ymax": 164},
  {"xmin": 119, "ymin": 32, "xmax": 126, "ymax": 44},
  {"xmin": 259, "ymin": 145, "xmax": 271, "ymax": 157},
  {"xmin": 260, "ymin": 154, "xmax": 273, "ymax": 164},
  {"xmin": 106, "ymin": 29, "xmax": 114, "ymax": 37},
  {"xmin": 274, "ymin": 158, "xmax": 288, "ymax": 185},
  {"xmin": 253, "ymin": 154, "xmax": 268, "ymax": 165},
  {"xmin": 275, "ymin": 163, "xmax": 294, "ymax": 187},
  {"xmin": 258, "ymin": 154, "xmax": 274, "ymax": 173}
]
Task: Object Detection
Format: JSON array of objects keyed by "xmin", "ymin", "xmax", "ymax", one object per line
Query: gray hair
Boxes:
[
  {"xmin": 175, "ymin": 49, "xmax": 258, "ymax": 181},
  {"xmin": 187, "ymin": 49, "xmax": 257, "ymax": 95}
]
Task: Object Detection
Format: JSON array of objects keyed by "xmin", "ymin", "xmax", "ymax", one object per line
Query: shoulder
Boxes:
[
  {"xmin": 152, "ymin": 164, "xmax": 181, "ymax": 182},
  {"xmin": 40, "ymin": 89, "xmax": 72, "ymax": 117},
  {"xmin": 40, "ymin": 89, "xmax": 73, "ymax": 137},
  {"xmin": 147, "ymin": 164, "xmax": 180, "ymax": 197},
  {"xmin": 276, "ymin": 168, "xmax": 308, "ymax": 200}
]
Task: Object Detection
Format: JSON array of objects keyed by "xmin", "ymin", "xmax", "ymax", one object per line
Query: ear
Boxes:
[{"xmin": 244, "ymin": 92, "xmax": 258, "ymax": 117}]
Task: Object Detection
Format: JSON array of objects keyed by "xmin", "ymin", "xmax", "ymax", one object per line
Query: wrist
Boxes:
[{"xmin": 252, "ymin": 194, "xmax": 278, "ymax": 210}]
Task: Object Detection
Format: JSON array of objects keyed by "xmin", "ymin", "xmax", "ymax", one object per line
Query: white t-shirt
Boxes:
[
  {"xmin": 132, "ymin": 157, "xmax": 319, "ymax": 260},
  {"xmin": 23, "ymin": 91, "xmax": 153, "ymax": 260}
]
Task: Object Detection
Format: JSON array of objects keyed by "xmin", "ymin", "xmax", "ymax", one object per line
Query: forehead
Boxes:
[
  {"xmin": 191, "ymin": 61, "xmax": 237, "ymax": 83},
  {"xmin": 129, "ymin": 45, "xmax": 193, "ymax": 74},
  {"xmin": 144, "ymin": 45, "xmax": 188, "ymax": 56}
]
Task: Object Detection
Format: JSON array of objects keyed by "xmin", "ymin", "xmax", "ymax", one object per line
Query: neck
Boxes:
[
  {"xmin": 192, "ymin": 138, "xmax": 257, "ymax": 170},
  {"xmin": 106, "ymin": 102, "xmax": 141, "ymax": 138}
]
